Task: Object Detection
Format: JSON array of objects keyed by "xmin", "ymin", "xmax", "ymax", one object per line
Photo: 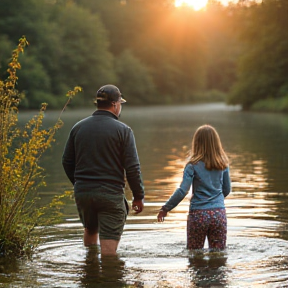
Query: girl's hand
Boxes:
[{"xmin": 157, "ymin": 209, "xmax": 167, "ymax": 222}]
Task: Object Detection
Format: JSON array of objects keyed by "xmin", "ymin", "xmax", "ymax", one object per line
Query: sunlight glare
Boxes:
[{"xmin": 175, "ymin": 0, "xmax": 209, "ymax": 10}]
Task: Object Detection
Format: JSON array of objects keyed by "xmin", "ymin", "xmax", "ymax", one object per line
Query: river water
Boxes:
[{"xmin": 1, "ymin": 103, "xmax": 288, "ymax": 287}]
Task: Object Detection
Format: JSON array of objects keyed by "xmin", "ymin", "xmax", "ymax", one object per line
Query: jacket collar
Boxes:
[{"xmin": 92, "ymin": 109, "xmax": 118, "ymax": 120}]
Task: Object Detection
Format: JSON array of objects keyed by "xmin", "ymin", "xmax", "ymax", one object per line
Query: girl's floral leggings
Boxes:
[{"xmin": 187, "ymin": 208, "xmax": 227, "ymax": 250}]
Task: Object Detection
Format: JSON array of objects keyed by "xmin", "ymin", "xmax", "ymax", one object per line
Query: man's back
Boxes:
[
  {"xmin": 62, "ymin": 84, "xmax": 144, "ymax": 255},
  {"xmin": 63, "ymin": 110, "xmax": 144, "ymax": 198},
  {"xmin": 72, "ymin": 111, "xmax": 134, "ymax": 185}
]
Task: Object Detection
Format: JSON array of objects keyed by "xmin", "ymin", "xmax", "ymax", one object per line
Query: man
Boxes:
[{"xmin": 62, "ymin": 84, "xmax": 145, "ymax": 255}]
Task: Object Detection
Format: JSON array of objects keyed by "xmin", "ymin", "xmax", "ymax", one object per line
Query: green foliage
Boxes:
[
  {"xmin": 39, "ymin": 190, "xmax": 74, "ymax": 226},
  {"xmin": 0, "ymin": 35, "xmax": 14, "ymax": 73},
  {"xmin": 0, "ymin": 0, "xmax": 217, "ymax": 107},
  {"xmin": 0, "ymin": 0, "xmax": 114, "ymax": 109},
  {"xmin": 66, "ymin": 0, "xmax": 238, "ymax": 104},
  {"xmin": 50, "ymin": 3, "xmax": 116, "ymax": 105},
  {"xmin": 2, "ymin": 0, "xmax": 288, "ymax": 111},
  {"xmin": 16, "ymin": 55, "xmax": 55, "ymax": 109},
  {"xmin": 228, "ymin": 0, "xmax": 288, "ymax": 109},
  {"xmin": 251, "ymin": 95, "xmax": 288, "ymax": 113},
  {"xmin": 0, "ymin": 37, "xmax": 81, "ymax": 256},
  {"xmin": 202, "ymin": 4, "xmax": 239, "ymax": 92},
  {"xmin": 115, "ymin": 50, "xmax": 156, "ymax": 104}
]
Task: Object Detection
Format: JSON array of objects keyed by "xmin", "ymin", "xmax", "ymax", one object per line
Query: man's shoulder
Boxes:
[
  {"xmin": 112, "ymin": 118, "xmax": 132, "ymax": 131},
  {"xmin": 73, "ymin": 116, "xmax": 93, "ymax": 128}
]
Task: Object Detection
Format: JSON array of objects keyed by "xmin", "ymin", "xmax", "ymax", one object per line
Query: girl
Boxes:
[{"xmin": 157, "ymin": 124, "xmax": 231, "ymax": 250}]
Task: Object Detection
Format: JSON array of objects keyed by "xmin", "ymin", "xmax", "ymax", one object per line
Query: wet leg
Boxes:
[
  {"xmin": 84, "ymin": 228, "xmax": 100, "ymax": 246},
  {"xmin": 100, "ymin": 239, "xmax": 119, "ymax": 256}
]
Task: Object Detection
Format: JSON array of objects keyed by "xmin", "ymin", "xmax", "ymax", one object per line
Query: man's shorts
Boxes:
[{"xmin": 74, "ymin": 188, "xmax": 128, "ymax": 241}]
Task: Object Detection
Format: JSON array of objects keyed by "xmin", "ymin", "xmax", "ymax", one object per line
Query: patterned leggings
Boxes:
[{"xmin": 187, "ymin": 208, "xmax": 227, "ymax": 250}]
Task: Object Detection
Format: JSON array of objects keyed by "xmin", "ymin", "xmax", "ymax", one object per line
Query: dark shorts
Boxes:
[
  {"xmin": 75, "ymin": 189, "xmax": 128, "ymax": 241},
  {"xmin": 187, "ymin": 208, "xmax": 227, "ymax": 250}
]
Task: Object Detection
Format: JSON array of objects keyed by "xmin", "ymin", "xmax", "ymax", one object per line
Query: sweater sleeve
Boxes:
[
  {"xmin": 162, "ymin": 164, "xmax": 194, "ymax": 211},
  {"xmin": 123, "ymin": 128, "xmax": 145, "ymax": 200},
  {"xmin": 62, "ymin": 131, "xmax": 76, "ymax": 185},
  {"xmin": 222, "ymin": 166, "xmax": 231, "ymax": 197}
]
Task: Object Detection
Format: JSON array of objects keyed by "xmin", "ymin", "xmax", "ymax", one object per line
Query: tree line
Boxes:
[{"xmin": 0, "ymin": 0, "xmax": 287, "ymax": 111}]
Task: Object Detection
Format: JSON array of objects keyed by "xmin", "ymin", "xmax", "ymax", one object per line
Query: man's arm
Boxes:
[
  {"xmin": 62, "ymin": 132, "xmax": 76, "ymax": 185},
  {"xmin": 126, "ymin": 163, "xmax": 145, "ymax": 200},
  {"xmin": 123, "ymin": 128, "xmax": 145, "ymax": 210}
]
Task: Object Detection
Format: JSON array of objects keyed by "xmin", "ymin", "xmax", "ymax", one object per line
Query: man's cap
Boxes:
[{"xmin": 96, "ymin": 84, "xmax": 126, "ymax": 104}]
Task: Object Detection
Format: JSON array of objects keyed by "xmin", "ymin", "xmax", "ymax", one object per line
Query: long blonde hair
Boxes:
[{"xmin": 189, "ymin": 124, "xmax": 229, "ymax": 170}]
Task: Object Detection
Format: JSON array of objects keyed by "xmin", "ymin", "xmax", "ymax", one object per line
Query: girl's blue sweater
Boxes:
[{"xmin": 163, "ymin": 161, "xmax": 231, "ymax": 211}]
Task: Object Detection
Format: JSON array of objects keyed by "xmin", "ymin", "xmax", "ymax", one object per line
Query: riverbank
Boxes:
[{"xmin": 250, "ymin": 95, "xmax": 288, "ymax": 113}]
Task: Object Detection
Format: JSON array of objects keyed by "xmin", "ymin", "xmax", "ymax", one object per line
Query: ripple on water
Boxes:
[
  {"xmin": 119, "ymin": 231, "xmax": 288, "ymax": 287},
  {"xmin": 32, "ymin": 229, "xmax": 288, "ymax": 287},
  {"xmin": 4, "ymin": 227, "xmax": 287, "ymax": 287},
  {"xmin": 11, "ymin": 209, "xmax": 282, "ymax": 288}
]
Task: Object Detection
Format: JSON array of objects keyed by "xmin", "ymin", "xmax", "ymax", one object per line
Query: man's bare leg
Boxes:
[
  {"xmin": 83, "ymin": 229, "xmax": 119, "ymax": 255},
  {"xmin": 84, "ymin": 228, "xmax": 99, "ymax": 246},
  {"xmin": 100, "ymin": 239, "xmax": 119, "ymax": 256}
]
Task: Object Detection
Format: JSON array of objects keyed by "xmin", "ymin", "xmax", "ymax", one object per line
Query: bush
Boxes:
[
  {"xmin": 251, "ymin": 96, "xmax": 288, "ymax": 113},
  {"xmin": 0, "ymin": 37, "xmax": 81, "ymax": 256}
]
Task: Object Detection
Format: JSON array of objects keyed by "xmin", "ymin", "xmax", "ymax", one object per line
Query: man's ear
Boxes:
[{"xmin": 111, "ymin": 101, "xmax": 116, "ymax": 106}]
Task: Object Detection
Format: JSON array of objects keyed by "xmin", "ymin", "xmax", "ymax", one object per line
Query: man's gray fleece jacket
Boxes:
[{"xmin": 62, "ymin": 110, "xmax": 145, "ymax": 200}]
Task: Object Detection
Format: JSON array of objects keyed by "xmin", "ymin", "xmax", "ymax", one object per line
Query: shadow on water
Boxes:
[{"xmin": 0, "ymin": 257, "xmax": 20, "ymax": 285}]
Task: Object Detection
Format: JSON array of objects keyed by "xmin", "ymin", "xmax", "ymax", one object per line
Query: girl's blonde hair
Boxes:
[{"xmin": 189, "ymin": 124, "xmax": 229, "ymax": 170}]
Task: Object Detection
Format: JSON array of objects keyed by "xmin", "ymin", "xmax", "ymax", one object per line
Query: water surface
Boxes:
[{"xmin": 1, "ymin": 103, "xmax": 288, "ymax": 287}]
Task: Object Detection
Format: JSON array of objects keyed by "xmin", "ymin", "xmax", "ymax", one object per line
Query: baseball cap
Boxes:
[{"xmin": 96, "ymin": 84, "xmax": 126, "ymax": 104}]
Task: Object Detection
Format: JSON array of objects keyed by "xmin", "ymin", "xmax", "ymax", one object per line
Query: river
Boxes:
[{"xmin": 1, "ymin": 103, "xmax": 288, "ymax": 287}]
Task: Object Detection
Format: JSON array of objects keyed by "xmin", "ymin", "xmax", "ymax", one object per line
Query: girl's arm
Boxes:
[
  {"xmin": 222, "ymin": 166, "xmax": 231, "ymax": 197},
  {"xmin": 161, "ymin": 164, "xmax": 194, "ymax": 212}
]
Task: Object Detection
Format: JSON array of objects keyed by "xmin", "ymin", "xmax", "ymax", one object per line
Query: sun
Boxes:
[{"xmin": 174, "ymin": 0, "xmax": 208, "ymax": 11}]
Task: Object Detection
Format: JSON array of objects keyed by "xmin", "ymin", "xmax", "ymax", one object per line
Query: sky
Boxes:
[{"xmin": 174, "ymin": 0, "xmax": 242, "ymax": 10}]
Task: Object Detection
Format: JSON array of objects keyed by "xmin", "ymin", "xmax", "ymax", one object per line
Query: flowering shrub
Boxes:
[{"xmin": 0, "ymin": 37, "xmax": 81, "ymax": 256}]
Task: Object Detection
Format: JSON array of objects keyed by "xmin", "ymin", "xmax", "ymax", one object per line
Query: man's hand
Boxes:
[
  {"xmin": 132, "ymin": 199, "xmax": 144, "ymax": 214},
  {"xmin": 157, "ymin": 209, "xmax": 167, "ymax": 222}
]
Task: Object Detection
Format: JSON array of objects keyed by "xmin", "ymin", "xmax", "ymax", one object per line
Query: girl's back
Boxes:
[{"xmin": 188, "ymin": 161, "xmax": 230, "ymax": 210}]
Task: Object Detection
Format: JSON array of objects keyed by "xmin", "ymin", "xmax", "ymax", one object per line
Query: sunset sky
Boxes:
[{"xmin": 174, "ymin": 0, "xmax": 239, "ymax": 10}]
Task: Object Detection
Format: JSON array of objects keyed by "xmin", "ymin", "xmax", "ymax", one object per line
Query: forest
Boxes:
[{"xmin": 0, "ymin": 0, "xmax": 288, "ymax": 112}]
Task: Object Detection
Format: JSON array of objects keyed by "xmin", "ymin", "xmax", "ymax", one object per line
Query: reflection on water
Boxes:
[
  {"xmin": 80, "ymin": 248, "xmax": 125, "ymax": 288},
  {"xmin": 1, "ymin": 103, "xmax": 288, "ymax": 287},
  {"xmin": 188, "ymin": 252, "xmax": 228, "ymax": 287},
  {"xmin": 230, "ymin": 155, "xmax": 269, "ymax": 192}
]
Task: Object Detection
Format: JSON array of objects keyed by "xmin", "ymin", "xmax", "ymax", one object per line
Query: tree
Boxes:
[
  {"xmin": 76, "ymin": 0, "xmax": 207, "ymax": 103},
  {"xmin": 51, "ymin": 3, "xmax": 117, "ymax": 106},
  {"xmin": 0, "ymin": 0, "xmax": 115, "ymax": 108},
  {"xmin": 115, "ymin": 50, "xmax": 156, "ymax": 104},
  {"xmin": 229, "ymin": 0, "xmax": 288, "ymax": 109}
]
